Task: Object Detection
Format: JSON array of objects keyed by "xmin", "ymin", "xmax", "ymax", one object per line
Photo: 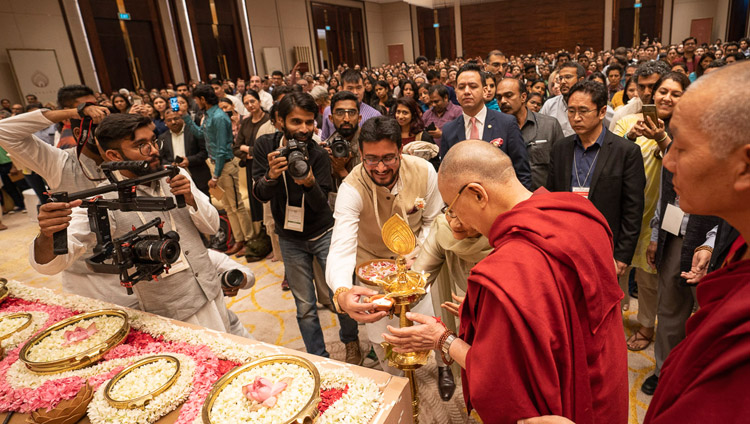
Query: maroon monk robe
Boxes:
[
  {"xmin": 644, "ymin": 257, "xmax": 750, "ymax": 424},
  {"xmin": 459, "ymin": 188, "xmax": 628, "ymax": 424}
]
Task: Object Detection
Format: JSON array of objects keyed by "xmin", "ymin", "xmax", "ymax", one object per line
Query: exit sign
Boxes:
[
  {"xmin": 325, "ymin": 25, "xmax": 331, "ymax": 30},
  {"xmin": 118, "ymin": 12, "xmax": 131, "ymax": 20},
  {"xmin": 634, "ymin": 2, "xmax": 642, "ymax": 7},
  {"xmin": 433, "ymin": 23, "xmax": 440, "ymax": 28}
]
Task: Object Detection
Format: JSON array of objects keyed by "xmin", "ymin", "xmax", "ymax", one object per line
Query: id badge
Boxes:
[
  {"xmin": 662, "ymin": 203, "xmax": 685, "ymax": 236},
  {"xmin": 284, "ymin": 203, "xmax": 305, "ymax": 232},
  {"xmin": 572, "ymin": 186, "xmax": 590, "ymax": 199},
  {"xmin": 167, "ymin": 252, "xmax": 190, "ymax": 275}
]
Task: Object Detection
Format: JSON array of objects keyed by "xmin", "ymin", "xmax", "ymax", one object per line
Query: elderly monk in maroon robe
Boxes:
[
  {"xmin": 519, "ymin": 61, "xmax": 750, "ymax": 424},
  {"xmin": 383, "ymin": 140, "xmax": 628, "ymax": 424}
]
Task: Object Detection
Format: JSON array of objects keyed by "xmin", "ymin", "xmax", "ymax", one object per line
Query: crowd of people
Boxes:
[{"xmin": 1, "ymin": 34, "xmax": 748, "ymax": 423}]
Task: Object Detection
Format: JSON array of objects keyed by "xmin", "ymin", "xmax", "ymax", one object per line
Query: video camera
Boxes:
[
  {"xmin": 47, "ymin": 161, "xmax": 186, "ymax": 294},
  {"xmin": 322, "ymin": 135, "xmax": 351, "ymax": 159},
  {"xmin": 276, "ymin": 138, "xmax": 309, "ymax": 179}
]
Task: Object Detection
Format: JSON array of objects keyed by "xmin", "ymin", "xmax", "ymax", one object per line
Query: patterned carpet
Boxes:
[{"xmin": 0, "ymin": 209, "xmax": 652, "ymax": 423}]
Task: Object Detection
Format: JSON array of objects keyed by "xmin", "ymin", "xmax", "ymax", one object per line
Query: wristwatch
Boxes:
[
  {"xmin": 77, "ymin": 102, "xmax": 97, "ymax": 118},
  {"xmin": 442, "ymin": 333, "xmax": 456, "ymax": 357}
]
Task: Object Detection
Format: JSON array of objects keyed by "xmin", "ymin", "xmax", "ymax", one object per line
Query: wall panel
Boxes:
[{"xmin": 460, "ymin": 0, "xmax": 605, "ymax": 57}]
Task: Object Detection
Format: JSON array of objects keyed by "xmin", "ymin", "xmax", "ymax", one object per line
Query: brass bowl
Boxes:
[
  {"xmin": 0, "ymin": 312, "xmax": 33, "ymax": 341},
  {"xmin": 104, "ymin": 355, "xmax": 181, "ymax": 409},
  {"xmin": 355, "ymin": 259, "xmax": 397, "ymax": 287},
  {"xmin": 19, "ymin": 309, "xmax": 130, "ymax": 374},
  {"xmin": 202, "ymin": 354, "xmax": 321, "ymax": 424}
]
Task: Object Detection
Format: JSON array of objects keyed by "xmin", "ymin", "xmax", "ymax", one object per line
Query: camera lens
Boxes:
[
  {"xmin": 221, "ymin": 269, "xmax": 244, "ymax": 288},
  {"xmin": 287, "ymin": 151, "xmax": 309, "ymax": 178},
  {"xmin": 331, "ymin": 140, "xmax": 349, "ymax": 158},
  {"xmin": 133, "ymin": 238, "xmax": 181, "ymax": 264}
]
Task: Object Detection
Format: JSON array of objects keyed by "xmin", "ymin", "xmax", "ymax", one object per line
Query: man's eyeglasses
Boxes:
[
  {"xmin": 442, "ymin": 182, "xmax": 472, "ymax": 218},
  {"xmin": 566, "ymin": 108, "xmax": 597, "ymax": 117},
  {"xmin": 136, "ymin": 139, "xmax": 163, "ymax": 156},
  {"xmin": 363, "ymin": 154, "xmax": 398, "ymax": 166},
  {"xmin": 333, "ymin": 109, "xmax": 358, "ymax": 118}
]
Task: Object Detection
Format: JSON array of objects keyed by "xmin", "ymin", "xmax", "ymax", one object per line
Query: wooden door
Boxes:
[
  {"xmin": 690, "ymin": 18, "xmax": 713, "ymax": 45},
  {"xmin": 79, "ymin": 0, "xmax": 172, "ymax": 93},
  {"xmin": 416, "ymin": 6, "xmax": 455, "ymax": 60},
  {"xmin": 310, "ymin": 3, "xmax": 367, "ymax": 69},
  {"xmin": 185, "ymin": 0, "xmax": 248, "ymax": 80}
]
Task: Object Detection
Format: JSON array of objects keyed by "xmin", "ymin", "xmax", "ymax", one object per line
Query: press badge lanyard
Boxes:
[
  {"xmin": 279, "ymin": 137, "xmax": 305, "ymax": 232},
  {"xmin": 572, "ymin": 148, "xmax": 600, "ymax": 199}
]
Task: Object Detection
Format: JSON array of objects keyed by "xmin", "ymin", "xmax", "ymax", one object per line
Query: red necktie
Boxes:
[{"xmin": 469, "ymin": 116, "xmax": 479, "ymax": 140}]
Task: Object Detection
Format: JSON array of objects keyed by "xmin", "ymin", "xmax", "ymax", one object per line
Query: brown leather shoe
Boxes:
[
  {"xmin": 437, "ymin": 366, "xmax": 456, "ymax": 401},
  {"xmin": 225, "ymin": 241, "xmax": 245, "ymax": 256},
  {"xmin": 0, "ymin": 223, "xmax": 7, "ymax": 231},
  {"xmin": 344, "ymin": 341, "xmax": 363, "ymax": 365}
]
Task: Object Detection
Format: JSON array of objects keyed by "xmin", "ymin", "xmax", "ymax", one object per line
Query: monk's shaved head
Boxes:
[
  {"xmin": 438, "ymin": 140, "xmax": 516, "ymax": 190},
  {"xmin": 680, "ymin": 61, "xmax": 750, "ymax": 158}
]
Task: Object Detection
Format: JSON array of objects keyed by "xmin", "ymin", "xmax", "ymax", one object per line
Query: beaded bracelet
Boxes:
[
  {"xmin": 437, "ymin": 330, "xmax": 456, "ymax": 365},
  {"xmin": 694, "ymin": 245, "xmax": 714, "ymax": 255}
]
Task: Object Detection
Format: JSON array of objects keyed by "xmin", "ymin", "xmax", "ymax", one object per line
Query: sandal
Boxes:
[{"xmin": 627, "ymin": 327, "xmax": 654, "ymax": 351}]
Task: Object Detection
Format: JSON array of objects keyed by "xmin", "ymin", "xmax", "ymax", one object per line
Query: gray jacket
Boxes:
[{"xmin": 520, "ymin": 109, "xmax": 565, "ymax": 190}]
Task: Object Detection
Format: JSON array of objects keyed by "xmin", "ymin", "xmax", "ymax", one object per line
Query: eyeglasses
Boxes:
[
  {"xmin": 566, "ymin": 108, "xmax": 598, "ymax": 117},
  {"xmin": 136, "ymin": 138, "xmax": 163, "ymax": 156},
  {"xmin": 363, "ymin": 154, "xmax": 398, "ymax": 166},
  {"xmin": 333, "ymin": 109, "xmax": 358, "ymax": 117},
  {"xmin": 442, "ymin": 182, "xmax": 472, "ymax": 218},
  {"xmin": 557, "ymin": 74, "xmax": 578, "ymax": 81}
]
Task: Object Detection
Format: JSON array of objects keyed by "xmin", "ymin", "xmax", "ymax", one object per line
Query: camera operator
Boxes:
[
  {"xmin": 322, "ymin": 90, "xmax": 361, "ymax": 207},
  {"xmin": 31, "ymin": 114, "xmax": 238, "ymax": 334},
  {"xmin": 252, "ymin": 92, "xmax": 362, "ymax": 364}
]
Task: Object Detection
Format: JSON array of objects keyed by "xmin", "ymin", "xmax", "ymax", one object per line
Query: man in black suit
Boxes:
[
  {"xmin": 440, "ymin": 63, "xmax": 532, "ymax": 189},
  {"xmin": 547, "ymin": 80, "xmax": 645, "ymax": 276},
  {"xmin": 160, "ymin": 109, "xmax": 211, "ymax": 196}
]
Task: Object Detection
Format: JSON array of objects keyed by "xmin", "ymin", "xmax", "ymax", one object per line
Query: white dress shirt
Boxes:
[
  {"xmin": 463, "ymin": 105, "xmax": 488, "ymax": 140},
  {"xmin": 259, "ymin": 90, "xmax": 273, "ymax": 112},
  {"xmin": 171, "ymin": 127, "xmax": 186, "ymax": 160}
]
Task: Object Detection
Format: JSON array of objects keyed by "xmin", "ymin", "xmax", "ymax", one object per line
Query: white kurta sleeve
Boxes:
[{"xmin": 325, "ymin": 181, "xmax": 363, "ymax": 292}]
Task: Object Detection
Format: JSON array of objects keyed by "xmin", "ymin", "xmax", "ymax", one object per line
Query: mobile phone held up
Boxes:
[
  {"xmin": 169, "ymin": 97, "xmax": 180, "ymax": 112},
  {"xmin": 641, "ymin": 104, "xmax": 658, "ymax": 127}
]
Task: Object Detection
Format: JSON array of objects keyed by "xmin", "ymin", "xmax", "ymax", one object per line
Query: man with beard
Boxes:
[
  {"xmin": 322, "ymin": 90, "xmax": 361, "ymax": 208},
  {"xmin": 422, "ymin": 84, "xmax": 462, "ymax": 148},
  {"xmin": 497, "ymin": 78, "xmax": 564, "ymax": 190},
  {"xmin": 320, "ymin": 69, "xmax": 381, "ymax": 140},
  {"xmin": 540, "ymin": 62, "xmax": 585, "ymax": 137},
  {"xmin": 31, "ymin": 114, "xmax": 238, "ymax": 333},
  {"xmin": 326, "ymin": 115, "xmax": 442, "ymax": 374},
  {"xmin": 252, "ymin": 92, "xmax": 362, "ymax": 363}
]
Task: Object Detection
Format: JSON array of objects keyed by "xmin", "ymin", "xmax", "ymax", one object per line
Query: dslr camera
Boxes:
[
  {"xmin": 277, "ymin": 138, "xmax": 309, "ymax": 179},
  {"xmin": 323, "ymin": 135, "xmax": 351, "ymax": 159}
]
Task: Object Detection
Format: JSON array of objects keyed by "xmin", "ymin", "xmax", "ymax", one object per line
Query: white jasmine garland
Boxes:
[
  {"xmin": 88, "ymin": 353, "xmax": 195, "ymax": 424},
  {"xmin": 3, "ymin": 280, "xmax": 265, "ymax": 363},
  {"xmin": 0, "ymin": 311, "xmax": 48, "ymax": 352},
  {"xmin": 25, "ymin": 316, "xmax": 125, "ymax": 362},
  {"xmin": 316, "ymin": 369, "xmax": 383, "ymax": 424},
  {"xmin": 209, "ymin": 362, "xmax": 315, "ymax": 424}
]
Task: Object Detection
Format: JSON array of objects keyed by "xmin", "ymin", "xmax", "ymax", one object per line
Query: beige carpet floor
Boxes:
[{"xmin": 0, "ymin": 210, "xmax": 653, "ymax": 423}]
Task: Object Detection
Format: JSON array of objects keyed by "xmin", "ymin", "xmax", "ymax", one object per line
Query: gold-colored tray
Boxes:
[
  {"xmin": 104, "ymin": 355, "xmax": 181, "ymax": 409},
  {"xmin": 355, "ymin": 259, "xmax": 397, "ymax": 287},
  {"xmin": 202, "ymin": 354, "xmax": 321, "ymax": 424},
  {"xmin": 19, "ymin": 309, "xmax": 130, "ymax": 374},
  {"xmin": 0, "ymin": 278, "xmax": 8, "ymax": 304},
  {"xmin": 0, "ymin": 312, "xmax": 33, "ymax": 341}
]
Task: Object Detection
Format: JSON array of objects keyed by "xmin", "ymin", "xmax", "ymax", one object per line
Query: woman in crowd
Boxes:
[
  {"xmin": 218, "ymin": 97, "xmax": 241, "ymax": 137},
  {"xmin": 690, "ymin": 52, "xmax": 715, "ymax": 81},
  {"xmin": 363, "ymin": 76, "xmax": 377, "ymax": 105},
  {"xmin": 233, "ymin": 89, "xmax": 269, "ymax": 258},
  {"xmin": 511, "ymin": 64, "xmax": 522, "ymax": 79},
  {"xmin": 391, "ymin": 97, "xmax": 433, "ymax": 147},
  {"xmin": 397, "ymin": 79, "xmax": 417, "ymax": 100},
  {"xmin": 671, "ymin": 62, "xmax": 689, "ymax": 77},
  {"xmin": 482, "ymin": 72, "xmax": 500, "ymax": 111},
  {"xmin": 611, "ymin": 77, "xmax": 639, "ymax": 110},
  {"xmin": 151, "ymin": 96, "xmax": 169, "ymax": 136},
  {"xmin": 417, "ymin": 83, "xmax": 431, "ymax": 112},
  {"xmin": 586, "ymin": 72, "xmax": 607, "ymax": 86},
  {"xmin": 112, "ymin": 94, "xmax": 131, "ymax": 114},
  {"xmin": 372, "ymin": 80, "xmax": 394, "ymax": 114},
  {"xmin": 328, "ymin": 77, "xmax": 339, "ymax": 91},
  {"xmin": 530, "ymin": 80, "xmax": 547, "ymax": 98},
  {"xmin": 664, "ymin": 46, "xmax": 679, "ymax": 65}
]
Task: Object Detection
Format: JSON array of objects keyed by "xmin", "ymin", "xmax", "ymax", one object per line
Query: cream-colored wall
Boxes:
[
  {"xmin": 670, "ymin": 0, "xmax": 729, "ymax": 44},
  {"xmin": 0, "ymin": 0, "xmax": 80, "ymax": 104},
  {"xmin": 379, "ymin": 2, "xmax": 414, "ymax": 65},
  {"xmin": 365, "ymin": 2, "xmax": 386, "ymax": 66}
]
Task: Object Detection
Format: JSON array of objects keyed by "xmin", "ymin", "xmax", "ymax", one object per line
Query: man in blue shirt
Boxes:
[{"xmin": 183, "ymin": 85, "xmax": 253, "ymax": 257}]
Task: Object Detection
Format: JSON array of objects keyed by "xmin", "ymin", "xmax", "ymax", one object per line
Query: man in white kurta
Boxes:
[{"xmin": 326, "ymin": 116, "xmax": 442, "ymax": 374}]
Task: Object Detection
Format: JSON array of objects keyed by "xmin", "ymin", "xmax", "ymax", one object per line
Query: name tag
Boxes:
[
  {"xmin": 284, "ymin": 204, "xmax": 305, "ymax": 232},
  {"xmin": 572, "ymin": 186, "xmax": 590, "ymax": 199},
  {"xmin": 662, "ymin": 203, "xmax": 685, "ymax": 236}
]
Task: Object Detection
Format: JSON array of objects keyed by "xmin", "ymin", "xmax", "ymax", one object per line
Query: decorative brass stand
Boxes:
[{"xmin": 372, "ymin": 214, "xmax": 430, "ymax": 424}]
